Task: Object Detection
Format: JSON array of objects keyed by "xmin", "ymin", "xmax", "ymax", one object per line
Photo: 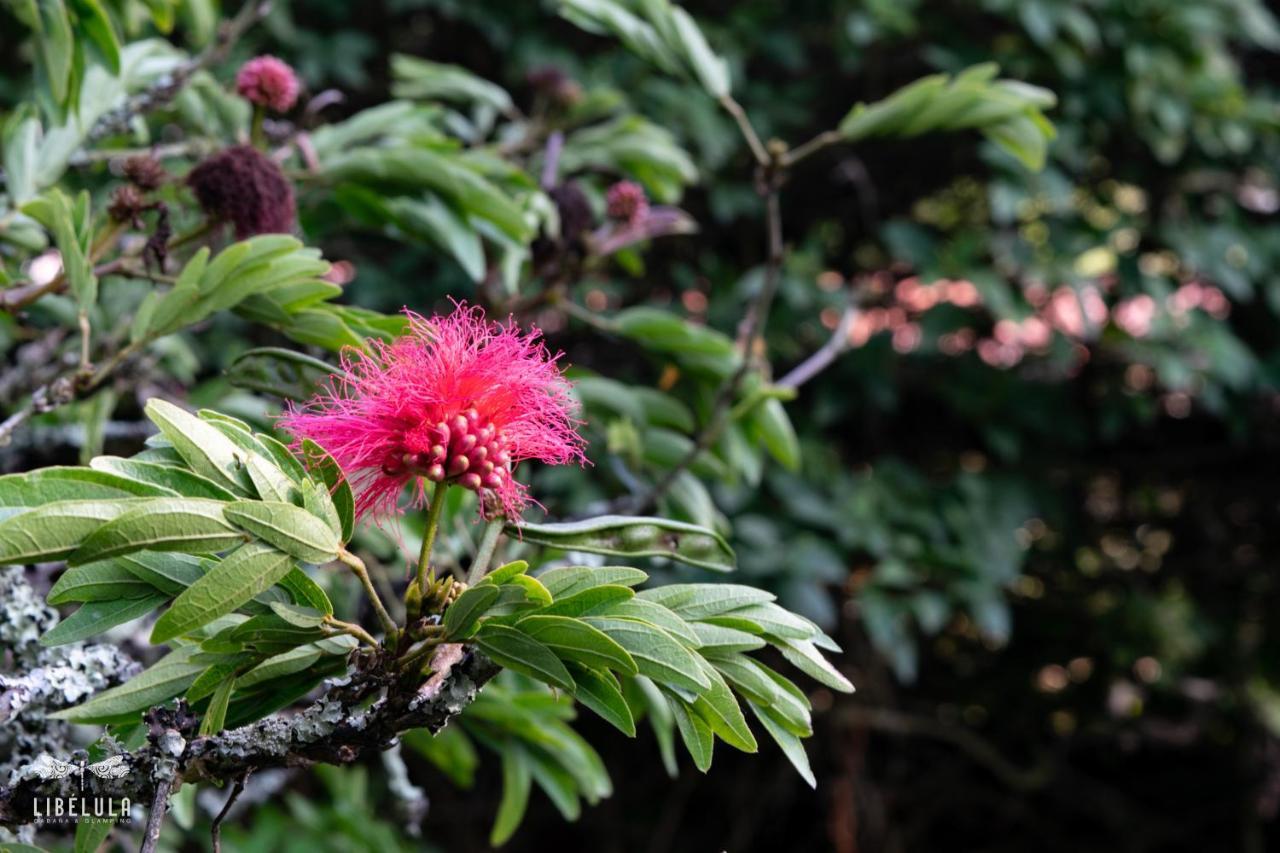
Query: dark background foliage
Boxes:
[{"xmin": 227, "ymin": 1, "xmax": 1280, "ymax": 850}]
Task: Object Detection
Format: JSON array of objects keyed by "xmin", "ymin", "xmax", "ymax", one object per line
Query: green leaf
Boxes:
[
  {"xmin": 689, "ymin": 621, "xmax": 765, "ymax": 653},
  {"xmin": 268, "ymin": 601, "xmax": 326, "ymax": 628},
  {"xmin": 668, "ymin": 692, "xmax": 714, "ymax": 772},
  {"xmin": 490, "ymin": 742, "xmax": 532, "ymax": 846},
  {"xmin": 300, "ymin": 439, "xmax": 355, "ymax": 542},
  {"xmin": 536, "ymin": 565, "xmax": 649, "ymax": 598},
  {"xmin": 278, "ymin": 570, "xmax": 334, "ymax": 616},
  {"xmin": 512, "ymin": 515, "xmax": 735, "ymax": 572},
  {"xmin": 567, "ymin": 664, "xmax": 636, "ymax": 736},
  {"xmin": 749, "ymin": 397, "xmax": 801, "ymax": 471},
  {"xmin": 637, "ymin": 583, "xmax": 774, "ymax": 619},
  {"xmin": 224, "ymin": 500, "xmax": 340, "ymax": 564},
  {"xmin": 75, "ymin": 813, "xmax": 115, "ymax": 853},
  {"xmin": 0, "ymin": 499, "xmax": 144, "ymax": 563},
  {"xmin": 235, "ymin": 644, "xmax": 325, "ymax": 690},
  {"xmin": 748, "ymin": 701, "xmax": 815, "ymax": 788},
  {"xmin": 0, "ymin": 466, "xmax": 173, "ymax": 505},
  {"xmin": 707, "ymin": 601, "xmax": 817, "ymax": 640},
  {"xmin": 198, "ymin": 674, "xmax": 235, "ymax": 736},
  {"xmin": 634, "ymin": 676, "xmax": 678, "ymax": 776},
  {"xmin": 689, "ymin": 660, "xmax": 757, "ymax": 752},
  {"xmin": 145, "ymin": 399, "xmax": 254, "ymax": 494},
  {"xmin": 88, "ymin": 457, "xmax": 236, "ymax": 501},
  {"xmin": 227, "ymin": 347, "xmax": 334, "ymax": 401},
  {"xmin": 776, "ymin": 638, "xmax": 855, "ymax": 693},
  {"xmin": 48, "ymin": 561, "xmax": 158, "ymax": 603},
  {"xmin": 403, "ymin": 725, "xmax": 479, "ymax": 788},
  {"xmin": 110, "ymin": 551, "xmax": 203, "ymax": 596},
  {"xmin": 74, "ymin": 0, "xmax": 122, "ymax": 73},
  {"xmin": 478, "ymin": 559, "xmax": 530, "ymax": 586},
  {"xmin": 595, "ymin": 597, "xmax": 701, "ymax": 646},
  {"xmin": 150, "ymin": 543, "xmax": 295, "ymax": 643},
  {"xmin": 390, "ymin": 54, "xmax": 514, "ymax": 113},
  {"xmin": 39, "ymin": 593, "xmax": 168, "ymax": 646},
  {"xmin": 443, "ymin": 583, "xmax": 501, "ymax": 639},
  {"xmin": 515, "ymin": 615, "xmax": 638, "ymax": 675},
  {"xmin": 23, "ymin": 189, "xmax": 95, "ymax": 308},
  {"xmin": 52, "ymin": 646, "xmax": 206, "ymax": 723},
  {"xmin": 473, "ymin": 623, "xmax": 575, "ymax": 690},
  {"xmin": 838, "ymin": 65, "xmax": 1056, "ymax": 171},
  {"xmin": 536, "ymin": 584, "xmax": 636, "ymax": 618},
  {"xmin": 581, "ymin": 617, "xmax": 709, "ymax": 692},
  {"xmin": 327, "ymin": 147, "xmax": 530, "ymax": 241},
  {"xmin": 68, "ymin": 498, "xmax": 244, "ymax": 565}
]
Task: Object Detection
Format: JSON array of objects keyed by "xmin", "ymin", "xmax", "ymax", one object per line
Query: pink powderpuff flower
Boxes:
[
  {"xmin": 236, "ymin": 55, "xmax": 301, "ymax": 113},
  {"xmin": 280, "ymin": 303, "xmax": 586, "ymax": 522},
  {"xmin": 606, "ymin": 180, "xmax": 649, "ymax": 225}
]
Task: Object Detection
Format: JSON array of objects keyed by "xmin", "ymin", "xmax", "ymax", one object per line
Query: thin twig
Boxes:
[
  {"xmin": 139, "ymin": 773, "xmax": 174, "ymax": 853},
  {"xmin": 416, "ymin": 482, "xmax": 449, "ymax": 595},
  {"xmin": 782, "ymin": 129, "xmax": 843, "ymax": 168},
  {"xmin": 211, "ymin": 773, "xmax": 249, "ymax": 853},
  {"xmin": 337, "ymin": 549, "xmax": 397, "ymax": 635},
  {"xmin": 628, "ymin": 185, "xmax": 785, "ymax": 511},
  {"xmin": 87, "ymin": 1, "xmax": 273, "ymax": 142},
  {"xmin": 776, "ymin": 293, "xmax": 860, "ymax": 390},
  {"xmin": 719, "ymin": 95, "xmax": 769, "ymax": 166},
  {"xmin": 323, "ymin": 615, "xmax": 381, "ymax": 649}
]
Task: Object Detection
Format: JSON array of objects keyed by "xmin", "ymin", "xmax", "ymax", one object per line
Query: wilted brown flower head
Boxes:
[
  {"xmin": 121, "ymin": 155, "xmax": 168, "ymax": 191},
  {"xmin": 186, "ymin": 145, "xmax": 296, "ymax": 238}
]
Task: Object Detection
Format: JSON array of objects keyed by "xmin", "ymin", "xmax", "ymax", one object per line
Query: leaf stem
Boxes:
[
  {"xmin": 323, "ymin": 615, "xmax": 380, "ymax": 649},
  {"xmin": 468, "ymin": 519, "xmax": 505, "ymax": 585},
  {"xmin": 337, "ymin": 549, "xmax": 397, "ymax": 635},
  {"xmin": 416, "ymin": 481, "xmax": 449, "ymax": 595}
]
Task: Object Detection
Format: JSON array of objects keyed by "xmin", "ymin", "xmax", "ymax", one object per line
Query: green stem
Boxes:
[
  {"xmin": 250, "ymin": 104, "xmax": 265, "ymax": 146},
  {"xmin": 338, "ymin": 549, "xmax": 397, "ymax": 635},
  {"xmin": 397, "ymin": 636, "xmax": 445, "ymax": 674},
  {"xmin": 416, "ymin": 481, "xmax": 449, "ymax": 595},
  {"xmin": 468, "ymin": 519, "xmax": 505, "ymax": 585},
  {"xmin": 322, "ymin": 615, "xmax": 379, "ymax": 649}
]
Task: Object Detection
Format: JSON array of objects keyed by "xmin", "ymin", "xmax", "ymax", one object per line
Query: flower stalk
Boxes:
[
  {"xmin": 416, "ymin": 481, "xmax": 449, "ymax": 596},
  {"xmin": 468, "ymin": 518, "xmax": 505, "ymax": 585}
]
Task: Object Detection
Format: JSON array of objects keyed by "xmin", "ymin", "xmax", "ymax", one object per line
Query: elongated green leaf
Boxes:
[
  {"xmin": 536, "ymin": 584, "xmax": 635, "ymax": 618},
  {"xmin": 668, "ymin": 692, "xmax": 714, "ymax": 772},
  {"xmin": 776, "ymin": 637, "xmax": 854, "ymax": 693},
  {"xmin": 235, "ymin": 644, "xmax": 324, "ymax": 690},
  {"xmin": 638, "ymin": 583, "xmax": 774, "ymax": 619},
  {"xmin": 90, "ymin": 456, "xmax": 237, "ymax": 501},
  {"xmin": 581, "ymin": 617, "xmax": 708, "ymax": 692},
  {"xmin": 150, "ymin": 543, "xmax": 294, "ymax": 643},
  {"xmin": 536, "ymin": 565, "xmax": 649, "ymax": 598},
  {"xmin": 224, "ymin": 500, "xmax": 339, "ymax": 564},
  {"xmin": 512, "ymin": 516, "xmax": 734, "ymax": 572},
  {"xmin": 515, "ymin": 615, "xmax": 638, "ymax": 675},
  {"xmin": 0, "ymin": 467, "xmax": 173, "ymax": 505},
  {"xmin": 199, "ymin": 675, "xmax": 235, "ymax": 736},
  {"xmin": 69, "ymin": 498, "xmax": 244, "ymax": 565},
  {"xmin": 39, "ymin": 593, "xmax": 169, "ymax": 646},
  {"xmin": 268, "ymin": 601, "xmax": 326, "ymax": 628},
  {"xmin": 749, "ymin": 397, "xmax": 801, "ymax": 471},
  {"xmin": 0, "ymin": 499, "xmax": 145, "ymax": 563},
  {"xmin": 707, "ymin": 601, "xmax": 817, "ymax": 640},
  {"xmin": 474, "ymin": 623, "xmax": 574, "ymax": 690},
  {"xmin": 690, "ymin": 660, "xmax": 757, "ymax": 752},
  {"xmin": 568, "ymin": 664, "xmax": 636, "ymax": 736},
  {"xmin": 111, "ymin": 551, "xmax": 204, "ymax": 595},
  {"xmin": 479, "ymin": 560, "xmax": 530, "ymax": 586},
  {"xmin": 490, "ymin": 742, "xmax": 532, "ymax": 846},
  {"xmin": 633, "ymin": 676, "xmax": 678, "ymax": 776},
  {"xmin": 300, "ymin": 439, "xmax": 354, "ymax": 542},
  {"xmin": 595, "ymin": 597, "xmax": 701, "ymax": 646},
  {"xmin": 278, "ymin": 569, "xmax": 333, "ymax": 616},
  {"xmin": 689, "ymin": 621, "xmax": 765, "ymax": 653},
  {"xmin": 749, "ymin": 701, "xmax": 815, "ymax": 788},
  {"xmin": 52, "ymin": 646, "xmax": 206, "ymax": 723},
  {"xmin": 48, "ymin": 561, "xmax": 157, "ymax": 603},
  {"xmin": 144, "ymin": 399, "xmax": 254, "ymax": 494},
  {"xmin": 443, "ymin": 584, "xmax": 501, "ymax": 639}
]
